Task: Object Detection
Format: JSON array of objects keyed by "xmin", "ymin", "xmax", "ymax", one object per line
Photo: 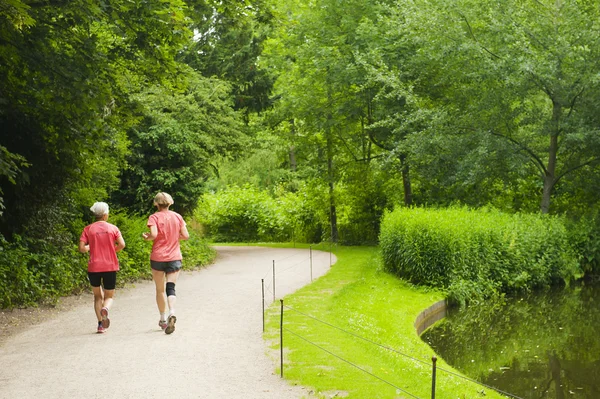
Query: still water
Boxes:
[{"xmin": 421, "ymin": 282, "xmax": 600, "ymax": 399}]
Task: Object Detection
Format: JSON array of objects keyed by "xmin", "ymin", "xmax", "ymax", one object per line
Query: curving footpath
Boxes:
[{"xmin": 0, "ymin": 246, "xmax": 335, "ymax": 399}]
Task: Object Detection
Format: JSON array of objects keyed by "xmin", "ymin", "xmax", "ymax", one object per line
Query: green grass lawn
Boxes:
[{"xmin": 262, "ymin": 244, "xmax": 507, "ymax": 399}]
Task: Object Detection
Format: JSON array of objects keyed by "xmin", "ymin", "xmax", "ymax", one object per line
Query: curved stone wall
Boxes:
[{"xmin": 414, "ymin": 300, "xmax": 447, "ymax": 336}]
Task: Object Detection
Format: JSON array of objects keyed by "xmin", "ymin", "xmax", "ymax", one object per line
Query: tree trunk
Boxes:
[
  {"xmin": 540, "ymin": 101, "xmax": 561, "ymax": 214},
  {"xmin": 399, "ymin": 154, "xmax": 413, "ymax": 206},
  {"xmin": 289, "ymin": 120, "xmax": 297, "ymax": 172},
  {"xmin": 327, "ymin": 129, "xmax": 338, "ymax": 243}
]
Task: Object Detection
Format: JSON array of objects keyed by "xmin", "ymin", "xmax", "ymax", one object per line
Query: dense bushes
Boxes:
[
  {"xmin": 196, "ymin": 183, "xmax": 389, "ymax": 245},
  {"xmin": 0, "ymin": 212, "xmax": 215, "ymax": 309},
  {"xmin": 0, "ymin": 235, "xmax": 88, "ymax": 308},
  {"xmin": 567, "ymin": 210, "xmax": 600, "ymax": 277},
  {"xmin": 380, "ymin": 206, "xmax": 580, "ymax": 305},
  {"xmin": 196, "ymin": 185, "xmax": 328, "ymax": 243}
]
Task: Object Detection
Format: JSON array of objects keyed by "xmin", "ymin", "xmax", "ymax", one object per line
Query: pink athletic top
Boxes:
[
  {"xmin": 147, "ymin": 210, "xmax": 186, "ymax": 262},
  {"xmin": 80, "ymin": 221, "xmax": 122, "ymax": 273}
]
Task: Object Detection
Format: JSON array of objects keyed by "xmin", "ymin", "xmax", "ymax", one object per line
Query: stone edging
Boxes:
[{"xmin": 414, "ymin": 299, "xmax": 447, "ymax": 336}]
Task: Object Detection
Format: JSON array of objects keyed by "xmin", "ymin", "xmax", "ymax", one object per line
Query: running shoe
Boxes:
[
  {"xmin": 97, "ymin": 325, "xmax": 105, "ymax": 334},
  {"xmin": 100, "ymin": 307, "xmax": 110, "ymax": 329},
  {"xmin": 158, "ymin": 319, "xmax": 168, "ymax": 330},
  {"xmin": 165, "ymin": 315, "xmax": 177, "ymax": 335}
]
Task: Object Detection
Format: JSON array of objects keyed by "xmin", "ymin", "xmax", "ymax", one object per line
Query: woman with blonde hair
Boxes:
[
  {"xmin": 142, "ymin": 192, "xmax": 189, "ymax": 334},
  {"xmin": 79, "ymin": 202, "xmax": 126, "ymax": 333}
]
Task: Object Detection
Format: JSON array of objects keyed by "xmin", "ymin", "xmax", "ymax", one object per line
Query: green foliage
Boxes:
[
  {"xmin": 380, "ymin": 206, "xmax": 580, "ymax": 304},
  {"xmin": 113, "ymin": 76, "xmax": 246, "ymax": 216},
  {"xmin": 335, "ymin": 166, "xmax": 393, "ymax": 245},
  {"xmin": 0, "ymin": 0, "xmax": 194, "ymax": 237},
  {"xmin": 181, "ymin": 0, "xmax": 275, "ymax": 114},
  {"xmin": 197, "ymin": 184, "xmax": 329, "ymax": 243},
  {"xmin": 0, "ymin": 234, "xmax": 87, "ymax": 309},
  {"xmin": 196, "ymin": 185, "xmax": 290, "ymax": 243},
  {"xmin": 180, "ymin": 226, "xmax": 216, "ymax": 270},
  {"xmin": 566, "ymin": 210, "xmax": 600, "ymax": 276},
  {"xmin": 107, "ymin": 212, "xmax": 152, "ymax": 282},
  {"xmin": 367, "ymin": 0, "xmax": 600, "ymax": 214}
]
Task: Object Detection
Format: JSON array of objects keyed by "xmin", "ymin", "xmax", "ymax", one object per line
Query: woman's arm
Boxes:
[
  {"xmin": 78, "ymin": 241, "xmax": 89, "ymax": 253},
  {"xmin": 142, "ymin": 225, "xmax": 158, "ymax": 241},
  {"xmin": 179, "ymin": 223, "xmax": 190, "ymax": 240},
  {"xmin": 115, "ymin": 235, "xmax": 126, "ymax": 252}
]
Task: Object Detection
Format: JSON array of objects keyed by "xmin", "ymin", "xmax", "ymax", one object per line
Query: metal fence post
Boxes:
[
  {"xmin": 261, "ymin": 279, "xmax": 265, "ymax": 332},
  {"xmin": 432, "ymin": 356, "xmax": 437, "ymax": 399},
  {"xmin": 280, "ymin": 299, "xmax": 284, "ymax": 378}
]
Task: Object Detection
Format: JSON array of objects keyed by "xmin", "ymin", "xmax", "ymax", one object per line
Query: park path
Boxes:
[{"xmin": 0, "ymin": 246, "xmax": 335, "ymax": 399}]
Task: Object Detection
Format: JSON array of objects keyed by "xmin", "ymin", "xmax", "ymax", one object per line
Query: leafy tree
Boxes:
[
  {"xmin": 375, "ymin": 0, "xmax": 600, "ymax": 214},
  {"xmin": 262, "ymin": 0, "xmax": 394, "ymax": 242},
  {"xmin": 181, "ymin": 0, "xmax": 275, "ymax": 115},
  {"xmin": 112, "ymin": 73, "xmax": 245, "ymax": 216}
]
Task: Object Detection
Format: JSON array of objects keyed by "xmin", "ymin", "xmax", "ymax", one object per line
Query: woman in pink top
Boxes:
[
  {"xmin": 79, "ymin": 202, "xmax": 126, "ymax": 333},
  {"xmin": 142, "ymin": 192, "xmax": 189, "ymax": 334}
]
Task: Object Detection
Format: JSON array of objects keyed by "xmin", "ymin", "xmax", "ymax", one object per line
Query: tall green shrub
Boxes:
[
  {"xmin": 566, "ymin": 210, "xmax": 600, "ymax": 277},
  {"xmin": 196, "ymin": 185, "xmax": 286, "ymax": 242},
  {"xmin": 380, "ymin": 206, "xmax": 580, "ymax": 304}
]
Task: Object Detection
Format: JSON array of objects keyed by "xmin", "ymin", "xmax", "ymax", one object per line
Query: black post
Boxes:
[
  {"xmin": 280, "ymin": 299, "xmax": 284, "ymax": 378},
  {"xmin": 273, "ymin": 260, "xmax": 276, "ymax": 302},
  {"xmin": 431, "ymin": 356, "xmax": 437, "ymax": 399},
  {"xmin": 261, "ymin": 279, "xmax": 265, "ymax": 332}
]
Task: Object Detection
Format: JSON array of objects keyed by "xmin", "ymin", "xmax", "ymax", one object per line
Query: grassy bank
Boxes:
[{"xmin": 263, "ymin": 244, "xmax": 507, "ymax": 399}]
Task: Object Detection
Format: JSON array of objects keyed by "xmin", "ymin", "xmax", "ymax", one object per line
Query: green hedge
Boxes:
[{"xmin": 379, "ymin": 206, "xmax": 580, "ymax": 304}]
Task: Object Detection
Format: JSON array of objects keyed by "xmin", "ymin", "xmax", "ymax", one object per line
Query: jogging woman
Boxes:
[
  {"xmin": 142, "ymin": 192, "xmax": 189, "ymax": 334},
  {"xmin": 79, "ymin": 202, "xmax": 126, "ymax": 333}
]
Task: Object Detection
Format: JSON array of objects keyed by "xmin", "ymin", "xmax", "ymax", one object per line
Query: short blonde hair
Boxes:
[
  {"xmin": 90, "ymin": 202, "xmax": 109, "ymax": 218},
  {"xmin": 154, "ymin": 192, "xmax": 174, "ymax": 208}
]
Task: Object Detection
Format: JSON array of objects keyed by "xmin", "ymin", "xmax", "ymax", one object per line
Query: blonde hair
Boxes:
[
  {"xmin": 154, "ymin": 192, "xmax": 174, "ymax": 208},
  {"xmin": 90, "ymin": 202, "xmax": 109, "ymax": 218}
]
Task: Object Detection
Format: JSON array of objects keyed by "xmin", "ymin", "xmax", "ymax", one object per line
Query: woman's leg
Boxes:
[
  {"xmin": 103, "ymin": 289, "xmax": 115, "ymax": 310},
  {"xmin": 164, "ymin": 270, "xmax": 180, "ymax": 334},
  {"xmin": 165, "ymin": 270, "xmax": 180, "ymax": 316},
  {"xmin": 92, "ymin": 286, "xmax": 104, "ymax": 322},
  {"xmin": 151, "ymin": 268, "xmax": 167, "ymax": 314}
]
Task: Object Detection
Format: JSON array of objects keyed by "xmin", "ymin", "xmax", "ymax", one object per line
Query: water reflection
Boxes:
[{"xmin": 421, "ymin": 282, "xmax": 600, "ymax": 399}]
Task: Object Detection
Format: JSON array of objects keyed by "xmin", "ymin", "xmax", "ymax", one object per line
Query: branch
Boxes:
[
  {"xmin": 366, "ymin": 127, "xmax": 394, "ymax": 152},
  {"xmin": 566, "ymin": 85, "xmax": 585, "ymax": 119},
  {"xmin": 458, "ymin": 13, "xmax": 502, "ymax": 60},
  {"xmin": 555, "ymin": 156, "xmax": 600, "ymax": 184},
  {"xmin": 488, "ymin": 130, "xmax": 547, "ymax": 176},
  {"xmin": 334, "ymin": 129, "xmax": 360, "ymax": 162},
  {"xmin": 527, "ymin": 71, "xmax": 554, "ymax": 98}
]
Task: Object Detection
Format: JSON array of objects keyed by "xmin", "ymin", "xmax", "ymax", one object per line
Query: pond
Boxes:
[{"xmin": 421, "ymin": 282, "xmax": 600, "ymax": 399}]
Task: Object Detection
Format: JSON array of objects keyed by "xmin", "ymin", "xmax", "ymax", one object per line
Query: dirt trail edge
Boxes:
[{"xmin": 0, "ymin": 246, "xmax": 336, "ymax": 399}]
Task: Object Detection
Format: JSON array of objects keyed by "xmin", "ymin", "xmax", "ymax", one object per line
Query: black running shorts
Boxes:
[
  {"xmin": 87, "ymin": 271, "xmax": 117, "ymax": 290},
  {"xmin": 150, "ymin": 260, "xmax": 182, "ymax": 274}
]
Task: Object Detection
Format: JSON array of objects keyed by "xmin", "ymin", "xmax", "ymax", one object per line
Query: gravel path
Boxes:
[{"xmin": 0, "ymin": 246, "xmax": 335, "ymax": 399}]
